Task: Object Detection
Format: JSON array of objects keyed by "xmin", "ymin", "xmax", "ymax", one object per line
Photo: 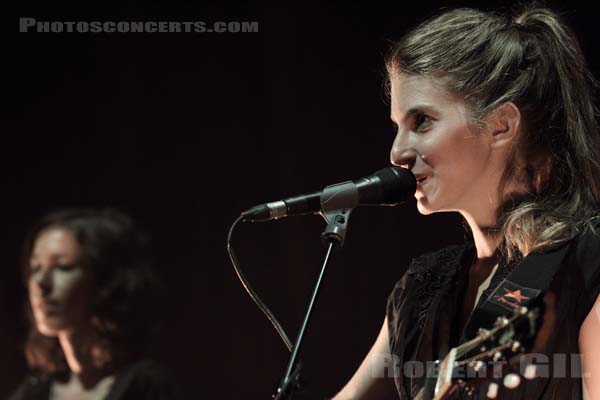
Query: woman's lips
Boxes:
[
  {"xmin": 416, "ymin": 175, "xmax": 430, "ymax": 188},
  {"xmin": 33, "ymin": 299, "xmax": 59, "ymax": 314}
]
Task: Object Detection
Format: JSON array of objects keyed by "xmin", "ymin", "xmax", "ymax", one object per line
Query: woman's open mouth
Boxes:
[{"xmin": 416, "ymin": 176, "xmax": 430, "ymax": 187}]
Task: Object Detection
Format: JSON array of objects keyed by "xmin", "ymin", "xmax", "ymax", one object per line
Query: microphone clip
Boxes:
[
  {"xmin": 319, "ymin": 180, "xmax": 358, "ymax": 246},
  {"xmin": 320, "ymin": 208, "xmax": 352, "ymax": 246}
]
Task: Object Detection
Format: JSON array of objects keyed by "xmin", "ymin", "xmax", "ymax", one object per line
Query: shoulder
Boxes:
[
  {"xmin": 110, "ymin": 359, "xmax": 182, "ymax": 400},
  {"xmin": 572, "ymin": 218, "xmax": 600, "ymax": 295},
  {"xmin": 7, "ymin": 373, "xmax": 50, "ymax": 400},
  {"xmin": 573, "ymin": 218, "xmax": 600, "ymax": 264},
  {"xmin": 125, "ymin": 359, "xmax": 174, "ymax": 381}
]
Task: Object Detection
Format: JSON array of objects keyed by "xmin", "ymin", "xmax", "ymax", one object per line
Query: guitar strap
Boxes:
[{"xmin": 461, "ymin": 238, "xmax": 574, "ymax": 342}]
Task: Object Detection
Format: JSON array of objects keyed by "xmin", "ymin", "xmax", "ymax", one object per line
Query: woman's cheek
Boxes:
[{"xmin": 56, "ymin": 270, "xmax": 91, "ymax": 309}]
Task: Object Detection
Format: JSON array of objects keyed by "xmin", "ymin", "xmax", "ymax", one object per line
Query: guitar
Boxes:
[{"xmin": 414, "ymin": 295, "xmax": 547, "ymax": 400}]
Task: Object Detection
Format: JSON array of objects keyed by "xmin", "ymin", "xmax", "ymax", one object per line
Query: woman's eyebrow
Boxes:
[{"xmin": 391, "ymin": 104, "xmax": 437, "ymax": 123}]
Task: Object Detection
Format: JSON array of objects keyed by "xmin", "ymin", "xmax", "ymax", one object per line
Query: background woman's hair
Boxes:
[
  {"xmin": 21, "ymin": 208, "xmax": 162, "ymax": 375},
  {"xmin": 385, "ymin": 4, "xmax": 600, "ymax": 258}
]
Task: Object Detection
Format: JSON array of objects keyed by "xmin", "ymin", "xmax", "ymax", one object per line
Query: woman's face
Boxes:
[
  {"xmin": 28, "ymin": 227, "xmax": 95, "ymax": 336},
  {"xmin": 389, "ymin": 73, "xmax": 501, "ymax": 222}
]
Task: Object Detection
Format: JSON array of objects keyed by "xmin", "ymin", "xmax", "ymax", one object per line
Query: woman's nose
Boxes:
[
  {"xmin": 32, "ymin": 268, "xmax": 53, "ymax": 295},
  {"xmin": 390, "ymin": 134, "xmax": 416, "ymax": 170}
]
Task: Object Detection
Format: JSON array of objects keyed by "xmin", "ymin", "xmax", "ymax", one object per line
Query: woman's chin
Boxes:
[
  {"xmin": 36, "ymin": 325, "xmax": 61, "ymax": 337},
  {"xmin": 416, "ymin": 198, "xmax": 436, "ymax": 215},
  {"xmin": 35, "ymin": 318, "xmax": 69, "ymax": 337}
]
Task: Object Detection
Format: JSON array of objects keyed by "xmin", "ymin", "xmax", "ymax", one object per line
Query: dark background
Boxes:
[{"xmin": 2, "ymin": 1, "xmax": 599, "ymax": 398}]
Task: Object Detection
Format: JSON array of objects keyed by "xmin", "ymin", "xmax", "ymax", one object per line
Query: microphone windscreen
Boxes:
[{"xmin": 374, "ymin": 167, "xmax": 416, "ymax": 203}]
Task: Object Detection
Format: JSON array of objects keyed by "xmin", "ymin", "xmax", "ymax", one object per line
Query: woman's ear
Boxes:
[{"xmin": 485, "ymin": 102, "xmax": 521, "ymax": 149}]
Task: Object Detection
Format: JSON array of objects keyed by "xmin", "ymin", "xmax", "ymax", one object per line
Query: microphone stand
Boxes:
[{"xmin": 272, "ymin": 207, "xmax": 353, "ymax": 399}]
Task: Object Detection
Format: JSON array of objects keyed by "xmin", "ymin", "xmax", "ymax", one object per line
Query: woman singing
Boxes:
[
  {"xmin": 10, "ymin": 208, "xmax": 181, "ymax": 400},
  {"xmin": 332, "ymin": 5, "xmax": 600, "ymax": 400}
]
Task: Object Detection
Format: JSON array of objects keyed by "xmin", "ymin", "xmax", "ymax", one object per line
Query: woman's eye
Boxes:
[
  {"xmin": 57, "ymin": 264, "xmax": 75, "ymax": 271},
  {"xmin": 414, "ymin": 113, "xmax": 432, "ymax": 132}
]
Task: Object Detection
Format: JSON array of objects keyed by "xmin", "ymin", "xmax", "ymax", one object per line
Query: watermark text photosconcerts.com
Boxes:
[{"xmin": 19, "ymin": 18, "xmax": 259, "ymax": 33}]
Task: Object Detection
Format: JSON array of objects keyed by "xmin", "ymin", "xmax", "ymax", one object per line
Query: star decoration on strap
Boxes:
[{"xmin": 502, "ymin": 288, "xmax": 530, "ymax": 304}]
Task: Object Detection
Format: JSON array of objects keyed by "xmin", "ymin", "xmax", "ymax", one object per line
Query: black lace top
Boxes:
[{"xmin": 386, "ymin": 228, "xmax": 600, "ymax": 399}]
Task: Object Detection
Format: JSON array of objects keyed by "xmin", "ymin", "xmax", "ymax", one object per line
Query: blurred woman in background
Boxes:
[{"xmin": 10, "ymin": 208, "xmax": 181, "ymax": 400}]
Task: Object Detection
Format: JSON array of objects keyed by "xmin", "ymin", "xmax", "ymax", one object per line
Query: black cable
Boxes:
[{"xmin": 227, "ymin": 214, "xmax": 293, "ymax": 352}]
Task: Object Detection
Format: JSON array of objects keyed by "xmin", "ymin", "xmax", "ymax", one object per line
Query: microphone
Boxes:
[{"xmin": 241, "ymin": 167, "xmax": 416, "ymax": 222}]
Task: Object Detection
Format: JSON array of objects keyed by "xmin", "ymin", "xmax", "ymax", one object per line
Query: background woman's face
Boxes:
[
  {"xmin": 389, "ymin": 73, "xmax": 497, "ymax": 218},
  {"xmin": 28, "ymin": 227, "xmax": 95, "ymax": 336}
]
